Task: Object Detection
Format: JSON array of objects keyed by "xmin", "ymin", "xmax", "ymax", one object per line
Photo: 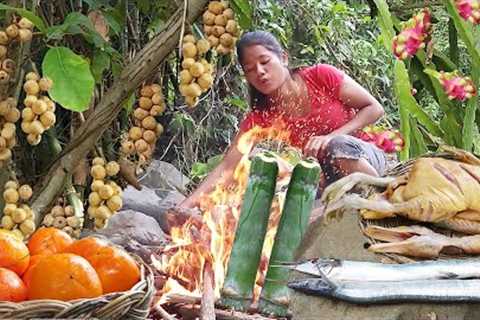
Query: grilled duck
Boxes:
[{"xmin": 322, "ymin": 147, "xmax": 480, "ymax": 234}]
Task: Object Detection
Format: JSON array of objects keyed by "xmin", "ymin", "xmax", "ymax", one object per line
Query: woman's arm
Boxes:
[
  {"xmin": 331, "ymin": 74, "xmax": 384, "ymax": 135},
  {"xmin": 177, "ymin": 132, "xmax": 245, "ymax": 209},
  {"xmin": 304, "ymin": 74, "xmax": 384, "ymax": 157}
]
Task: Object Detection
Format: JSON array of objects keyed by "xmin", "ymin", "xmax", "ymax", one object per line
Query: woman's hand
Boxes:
[{"xmin": 303, "ymin": 135, "xmax": 333, "ymax": 159}]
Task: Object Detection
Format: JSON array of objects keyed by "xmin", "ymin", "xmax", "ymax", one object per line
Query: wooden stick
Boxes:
[
  {"xmin": 153, "ymin": 304, "xmax": 179, "ymax": 320},
  {"xmin": 177, "ymin": 305, "xmax": 278, "ymax": 320},
  {"xmin": 163, "ymin": 293, "xmax": 201, "ymax": 305},
  {"xmin": 201, "ymin": 262, "xmax": 216, "ymax": 320}
]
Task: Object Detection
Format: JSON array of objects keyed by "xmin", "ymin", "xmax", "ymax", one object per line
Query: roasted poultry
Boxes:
[
  {"xmin": 322, "ymin": 147, "xmax": 480, "ymax": 234},
  {"xmin": 364, "ymin": 225, "xmax": 480, "ymax": 258}
]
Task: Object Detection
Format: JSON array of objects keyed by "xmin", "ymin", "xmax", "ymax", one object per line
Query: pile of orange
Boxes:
[{"xmin": 0, "ymin": 227, "xmax": 140, "ymax": 302}]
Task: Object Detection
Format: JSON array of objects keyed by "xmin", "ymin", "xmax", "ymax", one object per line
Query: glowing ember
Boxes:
[{"xmin": 156, "ymin": 122, "xmax": 292, "ymax": 305}]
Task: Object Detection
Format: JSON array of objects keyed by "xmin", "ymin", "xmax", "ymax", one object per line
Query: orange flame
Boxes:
[{"xmin": 156, "ymin": 122, "xmax": 293, "ymax": 304}]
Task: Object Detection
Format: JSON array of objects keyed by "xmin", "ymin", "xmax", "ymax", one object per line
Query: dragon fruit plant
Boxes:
[
  {"xmin": 455, "ymin": 0, "xmax": 480, "ymax": 24},
  {"xmin": 374, "ymin": 0, "xmax": 480, "ymax": 158},
  {"xmin": 392, "ymin": 8, "xmax": 432, "ymax": 60}
]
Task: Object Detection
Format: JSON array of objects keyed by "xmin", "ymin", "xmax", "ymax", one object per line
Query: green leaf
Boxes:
[
  {"xmin": 121, "ymin": 92, "xmax": 135, "ymax": 114},
  {"xmin": 431, "ymin": 49, "xmax": 457, "ymax": 72},
  {"xmin": 413, "ymin": 51, "xmax": 462, "ymax": 142},
  {"xmin": 191, "ymin": 162, "xmax": 208, "ymax": 180},
  {"xmin": 394, "ymin": 60, "xmax": 443, "ymax": 137},
  {"xmin": 472, "ymin": 126, "xmax": 480, "ymax": 155},
  {"xmin": 169, "ymin": 112, "xmax": 195, "ymax": 134},
  {"xmin": 444, "ymin": 0, "xmax": 480, "ymax": 71},
  {"xmin": 46, "ymin": 12, "xmax": 108, "ymax": 49},
  {"xmin": 42, "ymin": 47, "xmax": 95, "ymax": 112},
  {"xmin": 409, "ymin": 117, "xmax": 428, "ymax": 157},
  {"xmin": 103, "ymin": 10, "xmax": 122, "ymax": 35},
  {"xmin": 462, "ymin": 66, "xmax": 479, "ymax": 151},
  {"xmin": 91, "ymin": 50, "xmax": 111, "ymax": 83},
  {"xmin": 135, "ymin": 0, "xmax": 151, "ymax": 14},
  {"xmin": 448, "ymin": 18, "xmax": 459, "ymax": 66},
  {"xmin": 462, "ymin": 95, "xmax": 478, "ymax": 151},
  {"xmin": 0, "ymin": 4, "xmax": 47, "ymax": 33},
  {"xmin": 231, "ymin": 0, "xmax": 253, "ymax": 30},
  {"xmin": 226, "ymin": 96, "xmax": 248, "ymax": 111},
  {"xmin": 111, "ymin": 59, "xmax": 123, "ymax": 79},
  {"xmin": 372, "ymin": 0, "xmax": 395, "ymax": 51},
  {"xmin": 394, "ymin": 60, "xmax": 445, "ymax": 159}
]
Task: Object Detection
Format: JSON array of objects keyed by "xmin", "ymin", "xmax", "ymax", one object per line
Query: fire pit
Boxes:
[{"xmin": 150, "ymin": 125, "xmax": 319, "ymax": 319}]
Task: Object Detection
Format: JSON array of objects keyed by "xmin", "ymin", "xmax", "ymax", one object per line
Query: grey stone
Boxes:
[
  {"xmin": 121, "ymin": 185, "xmax": 185, "ymax": 231},
  {"xmin": 291, "ymin": 212, "xmax": 480, "ymax": 320},
  {"xmin": 121, "ymin": 160, "xmax": 189, "ymax": 231},
  {"xmin": 88, "ymin": 210, "xmax": 167, "ymax": 246},
  {"xmin": 138, "ymin": 160, "xmax": 190, "ymax": 192},
  {"xmin": 83, "ymin": 210, "xmax": 168, "ymax": 262}
]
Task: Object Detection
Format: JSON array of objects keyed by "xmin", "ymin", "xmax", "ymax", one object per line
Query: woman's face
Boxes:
[{"xmin": 240, "ymin": 44, "xmax": 288, "ymax": 95}]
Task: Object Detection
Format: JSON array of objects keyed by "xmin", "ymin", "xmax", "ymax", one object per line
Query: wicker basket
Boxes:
[
  {"xmin": 357, "ymin": 151, "xmax": 476, "ymax": 264},
  {"xmin": 0, "ymin": 257, "xmax": 155, "ymax": 319}
]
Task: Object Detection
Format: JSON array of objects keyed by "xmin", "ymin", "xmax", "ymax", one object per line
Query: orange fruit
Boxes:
[
  {"xmin": 27, "ymin": 227, "xmax": 73, "ymax": 255},
  {"xmin": 85, "ymin": 245, "xmax": 140, "ymax": 293},
  {"xmin": 21, "ymin": 254, "xmax": 45, "ymax": 288},
  {"xmin": 67, "ymin": 237, "xmax": 140, "ymax": 293},
  {"xmin": 65, "ymin": 236, "xmax": 109, "ymax": 257},
  {"xmin": 27, "ymin": 253, "xmax": 103, "ymax": 301},
  {"xmin": 0, "ymin": 231, "xmax": 30, "ymax": 275},
  {"xmin": 0, "ymin": 267, "xmax": 27, "ymax": 302}
]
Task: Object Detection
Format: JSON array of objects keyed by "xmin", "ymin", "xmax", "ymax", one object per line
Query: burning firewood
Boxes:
[{"xmin": 201, "ymin": 262, "xmax": 216, "ymax": 320}]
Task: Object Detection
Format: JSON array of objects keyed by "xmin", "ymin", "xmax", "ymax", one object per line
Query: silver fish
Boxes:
[
  {"xmin": 288, "ymin": 278, "xmax": 480, "ymax": 304},
  {"xmin": 276, "ymin": 258, "xmax": 480, "ymax": 282}
]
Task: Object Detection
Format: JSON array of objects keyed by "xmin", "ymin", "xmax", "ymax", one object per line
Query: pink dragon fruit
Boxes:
[
  {"xmin": 392, "ymin": 8, "xmax": 432, "ymax": 60},
  {"xmin": 455, "ymin": 0, "xmax": 480, "ymax": 24},
  {"xmin": 357, "ymin": 125, "xmax": 376, "ymax": 142},
  {"xmin": 437, "ymin": 71, "xmax": 477, "ymax": 101},
  {"xmin": 359, "ymin": 127, "xmax": 405, "ymax": 153}
]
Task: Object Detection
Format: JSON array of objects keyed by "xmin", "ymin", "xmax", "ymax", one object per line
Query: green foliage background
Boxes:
[
  {"xmin": 168, "ymin": 0, "xmax": 397, "ymax": 183},
  {"xmin": 8, "ymin": 0, "xmax": 477, "ymax": 186}
]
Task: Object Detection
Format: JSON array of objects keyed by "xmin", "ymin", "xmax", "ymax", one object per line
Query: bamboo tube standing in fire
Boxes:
[
  {"xmin": 219, "ymin": 152, "xmax": 279, "ymax": 311},
  {"xmin": 259, "ymin": 159, "xmax": 321, "ymax": 317}
]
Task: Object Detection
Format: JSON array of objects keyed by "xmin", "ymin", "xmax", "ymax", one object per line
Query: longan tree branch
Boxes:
[{"xmin": 31, "ymin": 0, "xmax": 210, "ymax": 225}]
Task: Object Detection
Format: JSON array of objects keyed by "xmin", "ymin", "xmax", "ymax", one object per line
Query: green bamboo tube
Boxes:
[
  {"xmin": 219, "ymin": 152, "xmax": 279, "ymax": 311},
  {"xmin": 258, "ymin": 159, "xmax": 321, "ymax": 316}
]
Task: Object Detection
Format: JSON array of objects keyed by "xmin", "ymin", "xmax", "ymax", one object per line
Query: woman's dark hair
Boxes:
[{"xmin": 236, "ymin": 31, "xmax": 286, "ymax": 111}]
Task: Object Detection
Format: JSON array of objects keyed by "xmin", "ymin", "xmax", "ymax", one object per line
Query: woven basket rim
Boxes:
[{"xmin": 0, "ymin": 254, "xmax": 155, "ymax": 320}]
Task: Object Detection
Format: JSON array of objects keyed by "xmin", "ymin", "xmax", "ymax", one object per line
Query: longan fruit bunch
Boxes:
[
  {"xmin": 1, "ymin": 17, "xmax": 34, "ymax": 44},
  {"xmin": 121, "ymin": 83, "xmax": 165, "ymax": 161},
  {"xmin": 0, "ymin": 180, "xmax": 35, "ymax": 239},
  {"xmin": 42, "ymin": 199, "xmax": 83, "ymax": 238},
  {"xmin": 0, "ymin": 17, "xmax": 34, "ymax": 85},
  {"xmin": 20, "ymin": 72, "xmax": 55, "ymax": 145},
  {"xmin": 203, "ymin": 1, "xmax": 239, "ymax": 55},
  {"xmin": 0, "ymin": 58, "xmax": 15, "ymax": 85},
  {"xmin": 0, "ymin": 97, "xmax": 20, "ymax": 165},
  {"xmin": 179, "ymin": 35, "xmax": 214, "ymax": 108},
  {"xmin": 87, "ymin": 157, "xmax": 123, "ymax": 229}
]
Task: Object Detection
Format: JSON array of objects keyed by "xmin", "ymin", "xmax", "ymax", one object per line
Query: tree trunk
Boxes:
[{"xmin": 31, "ymin": 0, "xmax": 209, "ymax": 225}]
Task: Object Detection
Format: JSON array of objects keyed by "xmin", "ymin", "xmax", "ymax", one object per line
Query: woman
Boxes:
[{"xmin": 178, "ymin": 30, "xmax": 387, "ymax": 210}]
